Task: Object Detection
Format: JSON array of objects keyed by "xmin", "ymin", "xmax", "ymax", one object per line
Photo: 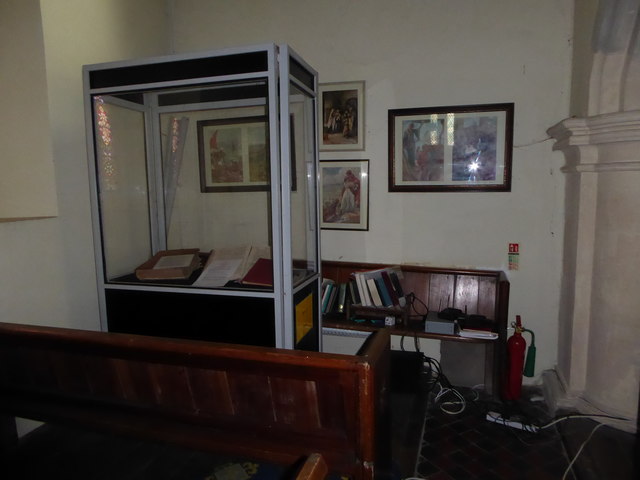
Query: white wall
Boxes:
[
  {"xmin": 0, "ymin": 0, "xmax": 169, "ymax": 333},
  {"xmin": 570, "ymin": 0, "xmax": 599, "ymax": 117},
  {"xmin": 0, "ymin": 0, "xmax": 574, "ymax": 384},
  {"xmin": 169, "ymin": 0, "xmax": 573, "ymax": 379},
  {"xmin": 0, "ymin": 0, "xmax": 58, "ymax": 221}
]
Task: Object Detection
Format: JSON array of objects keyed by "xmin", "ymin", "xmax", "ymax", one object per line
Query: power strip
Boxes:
[{"xmin": 486, "ymin": 412, "xmax": 539, "ymax": 433}]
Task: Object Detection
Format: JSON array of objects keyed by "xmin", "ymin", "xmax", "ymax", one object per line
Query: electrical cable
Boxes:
[
  {"xmin": 561, "ymin": 422, "xmax": 606, "ymax": 480},
  {"xmin": 397, "ymin": 292, "xmax": 472, "ymax": 417},
  {"xmin": 408, "ymin": 292, "xmax": 429, "ymax": 319},
  {"xmin": 420, "ymin": 354, "xmax": 470, "ymax": 414},
  {"xmin": 538, "ymin": 412, "xmax": 631, "ymax": 430},
  {"xmin": 433, "ymin": 382, "xmax": 466, "ymax": 414}
]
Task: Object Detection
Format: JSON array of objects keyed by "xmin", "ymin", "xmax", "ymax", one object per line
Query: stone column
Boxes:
[
  {"xmin": 549, "ymin": 111, "xmax": 640, "ymax": 431},
  {"xmin": 547, "ymin": 0, "xmax": 640, "ymax": 433}
]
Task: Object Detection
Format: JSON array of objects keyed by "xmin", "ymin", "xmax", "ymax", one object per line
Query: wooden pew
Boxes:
[
  {"xmin": 295, "ymin": 453, "xmax": 329, "ymax": 480},
  {"xmin": 0, "ymin": 322, "xmax": 391, "ymax": 480}
]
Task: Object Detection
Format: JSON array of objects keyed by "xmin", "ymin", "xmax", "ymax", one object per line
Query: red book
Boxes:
[{"xmin": 241, "ymin": 258, "xmax": 273, "ymax": 286}]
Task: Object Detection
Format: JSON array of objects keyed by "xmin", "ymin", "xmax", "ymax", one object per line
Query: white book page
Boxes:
[
  {"xmin": 153, "ymin": 254, "xmax": 195, "ymax": 269},
  {"xmin": 193, "ymin": 257, "xmax": 243, "ymax": 287}
]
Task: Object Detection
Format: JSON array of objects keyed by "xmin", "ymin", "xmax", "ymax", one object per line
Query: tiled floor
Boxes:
[
  {"xmin": 415, "ymin": 390, "xmax": 568, "ymax": 480},
  {"xmin": 408, "ymin": 385, "xmax": 637, "ymax": 480}
]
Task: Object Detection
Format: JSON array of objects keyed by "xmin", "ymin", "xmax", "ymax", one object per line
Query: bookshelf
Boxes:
[{"xmin": 321, "ymin": 260, "xmax": 510, "ymax": 396}]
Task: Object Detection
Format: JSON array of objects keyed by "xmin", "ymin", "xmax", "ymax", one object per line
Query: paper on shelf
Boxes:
[
  {"xmin": 193, "ymin": 245, "xmax": 271, "ymax": 287},
  {"xmin": 458, "ymin": 329, "xmax": 498, "ymax": 340},
  {"xmin": 193, "ymin": 258, "xmax": 243, "ymax": 287}
]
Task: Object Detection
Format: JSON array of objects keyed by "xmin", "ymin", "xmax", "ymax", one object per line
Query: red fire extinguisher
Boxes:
[{"xmin": 503, "ymin": 315, "xmax": 527, "ymax": 401}]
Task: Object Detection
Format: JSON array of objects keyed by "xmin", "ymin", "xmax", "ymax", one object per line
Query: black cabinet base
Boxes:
[{"xmin": 105, "ymin": 289, "xmax": 275, "ymax": 347}]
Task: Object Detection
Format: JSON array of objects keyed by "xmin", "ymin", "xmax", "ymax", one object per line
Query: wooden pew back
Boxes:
[{"xmin": 0, "ymin": 322, "xmax": 390, "ymax": 480}]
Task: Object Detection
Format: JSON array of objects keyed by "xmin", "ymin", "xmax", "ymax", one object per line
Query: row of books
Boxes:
[
  {"xmin": 321, "ymin": 280, "xmax": 349, "ymax": 315},
  {"xmin": 321, "ymin": 266, "xmax": 407, "ymax": 315},
  {"xmin": 351, "ymin": 266, "xmax": 406, "ymax": 308}
]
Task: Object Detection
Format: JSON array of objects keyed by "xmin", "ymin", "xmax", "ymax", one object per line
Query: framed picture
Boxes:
[
  {"xmin": 320, "ymin": 160, "xmax": 369, "ymax": 231},
  {"xmin": 388, "ymin": 103, "xmax": 514, "ymax": 192},
  {"xmin": 318, "ymin": 81, "xmax": 365, "ymax": 151},
  {"xmin": 197, "ymin": 116, "xmax": 269, "ymax": 192}
]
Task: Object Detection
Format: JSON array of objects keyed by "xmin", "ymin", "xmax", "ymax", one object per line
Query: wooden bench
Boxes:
[
  {"xmin": 0, "ymin": 322, "xmax": 391, "ymax": 480},
  {"xmin": 321, "ymin": 260, "xmax": 510, "ymax": 396}
]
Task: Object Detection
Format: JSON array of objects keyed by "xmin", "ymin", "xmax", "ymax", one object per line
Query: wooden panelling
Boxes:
[
  {"xmin": 50, "ymin": 352, "xmax": 90, "ymax": 394},
  {"xmin": 428, "ymin": 274, "xmax": 456, "ymax": 311},
  {"xmin": 148, "ymin": 364, "xmax": 195, "ymax": 411},
  {"xmin": 229, "ymin": 372, "xmax": 275, "ymax": 423},
  {"xmin": 187, "ymin": 368, "xmax": 234, "ymax": 416},
  {"xmin": 315, "ymin": 377, "xmax": 348, "ymax": 432},
  {"xmin": 477, "ymin": 277, "xmax": 497, "ymax": 318},
  {"xmin": 402, "ymin": 271, "xmax": 430, "ymax": 312},
  {"xmin": 322, "ymin": 260, "xmax": 507, "ymax": 327},
  {"xmin": 82, "ymin": 356, "xmax": 122, "ymax": 398},
  {"xmin": 115, "ymin": 360, "xmax": 157, "ymax": 405},
  {"xmin": 271, "ymin": 377, "xmax": 320, "ymax": 428},
  {"xmin": 454, "ymin": 275, "xmax": 480, "ymax": 314},
  {"xmin": 0, "ymin": 322, "xmax": 391, "ymax": 480}
]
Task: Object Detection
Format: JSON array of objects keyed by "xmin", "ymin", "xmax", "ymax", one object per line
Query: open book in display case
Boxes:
[{"xmin": 84, "ymin": 45, "xmax": 321, "ymax": 350}]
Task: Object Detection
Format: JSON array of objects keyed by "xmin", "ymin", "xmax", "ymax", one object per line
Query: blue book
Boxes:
[
  {"xmin": 375, "ymin": 277, "xmax": 394, "ymax": 307},
  {"xmin": 321, "ymin": 283, "xmax": 334, "ymax": 313}
]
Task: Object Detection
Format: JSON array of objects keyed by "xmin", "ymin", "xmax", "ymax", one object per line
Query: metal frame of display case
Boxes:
[{"xmin": 83, "ymin": 44, "xmax": 321, "ymax": 350}]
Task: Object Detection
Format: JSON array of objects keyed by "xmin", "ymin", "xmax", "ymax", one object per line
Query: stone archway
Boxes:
[{"xmin": 547, "ymin": 0, "xmax": 640, "ymax": 432}]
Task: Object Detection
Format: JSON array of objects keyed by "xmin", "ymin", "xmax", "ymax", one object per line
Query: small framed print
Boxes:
[
  {"xmin": 197, "ymin": 116, "xmax": 269, "ymax": 192},
  {"xmin": 320, "ymin": 160, "xmax": 369, "ymax": 231},
  {"xmin": 388, "ymin": 103, "xmax": 514, "ymax": 192},
  {"xmin": 318, "ymin": 81, "xmax": 365, "ymax": 151}
]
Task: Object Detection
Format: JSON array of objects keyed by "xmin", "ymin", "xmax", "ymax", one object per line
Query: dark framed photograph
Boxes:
[
  {"xmin": 197, "ymin": 116, "xmax": 269, "ymax": 192},
  {"xmin": 318, "ymin": 81, "xmax": 365, "ymax": 151},
  {"xmin": 388, "ymin": 103, "xmax": 514, "ymax": 192},
  {"xmin": 320, "ymin": 160, "xmax": 369, "ymax": 231}
]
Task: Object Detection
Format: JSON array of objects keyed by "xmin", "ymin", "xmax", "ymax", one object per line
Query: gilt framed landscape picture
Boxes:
[
  {"xmin": 197, "ymin": 116, "xmax": 269, "ymax": 192},
  {"xmin": 318, "ymin": 81, "xmax": 365, "ymax": 151},
  {"xmin": 388, "ymin": 103, "xmax": 514, "ymax": 192},
  {"xmin": 320, "ymin": 160, "xmax": 369, "ymax": 231}
]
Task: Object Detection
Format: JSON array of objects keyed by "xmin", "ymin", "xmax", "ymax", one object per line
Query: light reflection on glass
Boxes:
[
  {"xmin": 430, "ymin": 114, "xmax": 439, "ymax": 145},
  {"xmin": 95, "ymin": 96, "xmax": 117, "ymax": 191},
  {"xmin": 446, "ymin": 113, "xmax": 455, "ymax": 146}
]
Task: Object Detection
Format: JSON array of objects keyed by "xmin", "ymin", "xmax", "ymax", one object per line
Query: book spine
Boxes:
[
  {"xmin": 348, "ymin": 278, "xmax": 361, "ymax": 305},
  {"xmin": 375, "ymin": 277, "xmax": 393, "ymax": 307},
  {"xmin": 337, "ymin": 283, "xmax": 347, "ymax": 313},
  {"xmin": 388, "ymin": 271, "xmax": 406, "ymax": 306},
  {"xmin": 321, "ymin": 283, "xmax": 334, "ymax": 313},
  {"xmin": 355, "ymin": 273, "xmax": 371, "ymax": 306},
  {"xmin": 366, "ymin": 278, "xmax": 383, "ymax": 306},
  {"xmin": 380, "ymin": 271, "xmax": 399, "ymax": 306},
  {"xmin": 327, "ymin": 283, "xmax": 339, "ymax": 313}
]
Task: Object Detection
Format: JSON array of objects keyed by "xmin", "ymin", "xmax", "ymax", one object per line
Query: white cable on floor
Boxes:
[
  {"xmin": 561, "ymin": 422, "xmax": 605, "ymax": 480},
  {"xmin": 433, "ymin": 383, "xmax": 466, "ymax": 415}
]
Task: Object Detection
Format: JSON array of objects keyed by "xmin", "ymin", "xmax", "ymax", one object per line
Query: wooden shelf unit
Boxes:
[{"xmin": 321, "ymin": 260, "xmax": 510, "ymax": 396}]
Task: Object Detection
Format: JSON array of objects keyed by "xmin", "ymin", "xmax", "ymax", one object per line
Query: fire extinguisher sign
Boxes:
[{"xmin": 508, "ymin": 243, "xmax": 519, "ymax": 270}]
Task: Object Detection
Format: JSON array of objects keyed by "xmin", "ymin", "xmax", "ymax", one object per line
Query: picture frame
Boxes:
[
  {"xmin": 318, "ymin": 81, "xmax": 365, "ymax": 151},
  {"xmin": 320, "ymin": 160, "xmax": 369, "ymax": 231},
  {"xmin": 388, "ymin": 103, "xmax": 514, "ymax": 192},
  {"xmin": 197, "ymin": 116, "xmax": 269, "ymax": 192}
]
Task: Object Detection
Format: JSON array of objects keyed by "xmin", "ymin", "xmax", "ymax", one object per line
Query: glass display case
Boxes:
[{"xmin": 83, "ymin": 44, "xmax": 320, "ymax": 350}]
